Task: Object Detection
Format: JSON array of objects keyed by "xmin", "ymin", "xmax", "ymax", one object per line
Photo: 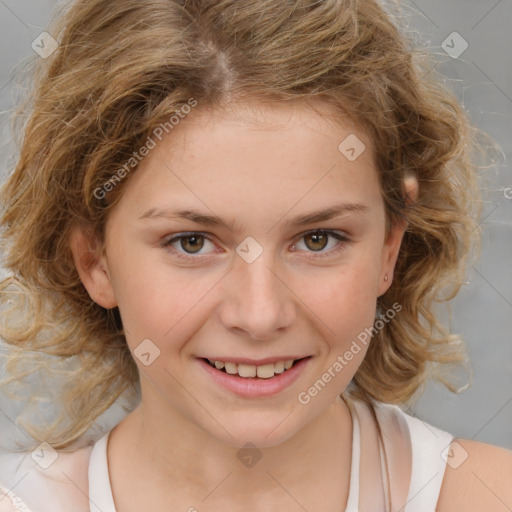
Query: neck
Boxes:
[{"xmin": 108, "ymin": 394, "xmax": 354, "ymax": 508}]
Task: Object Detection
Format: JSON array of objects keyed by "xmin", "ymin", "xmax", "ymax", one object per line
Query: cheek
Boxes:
[
  {"xmin": 299, "ymin": 259, "xmax": 379, "ymax": 386},
  {"xmin": 303, "ymin": 254, "xmax": 380, "ymax": 335},
  {"xmin": 109, "ymin": 249, "xmax": 220, "ymax": 349}
]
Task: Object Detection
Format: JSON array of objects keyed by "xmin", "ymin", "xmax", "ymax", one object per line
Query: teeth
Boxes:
[
  {"xmin": 225, "ymin": 362, "xmax": 238, "ymax": 375},
  {"xmin": 256, "ymin": 364, "xmax": 275, "ymax": 379},
  {"xmin": 238, "ymin": 363, "xmax": 256, "ymax": 378},
  {"xmin": 207, "ymin": 358, "xmax": 298, "ymax": 378},
  {"xmin": 274, "ymin": 361, "xmax": 285, "ymax": 373}
]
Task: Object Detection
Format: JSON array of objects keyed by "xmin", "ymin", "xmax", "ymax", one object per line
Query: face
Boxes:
[{"xmin": 72, "ymin": 100, "xmax": 410, "ymax": 448}]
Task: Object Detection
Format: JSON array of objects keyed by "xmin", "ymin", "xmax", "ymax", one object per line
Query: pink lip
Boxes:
[{"xmin": 197, "ymin": 356, "xmax": 312, "ymax": 398}]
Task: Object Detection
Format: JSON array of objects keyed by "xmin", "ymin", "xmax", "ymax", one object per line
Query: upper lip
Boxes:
[{"xmin": 201, "ymin": 356, "xmax": 311, "ymax": 366}]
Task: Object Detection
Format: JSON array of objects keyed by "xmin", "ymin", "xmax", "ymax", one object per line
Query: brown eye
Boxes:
[
  {"xmin": 178, "ymin": 235, "xmax": 205, "ymax": 254},
  {"xmin": 291, "ymin": 229, "xmax": 350, "ymax": 258},
  {"xmin": 164, "ymin": 233, "xmax": 215, "ymax": 258},
  {"xmin": 304, "ymin": 230, "xmax": 329, "ymax": 252}
]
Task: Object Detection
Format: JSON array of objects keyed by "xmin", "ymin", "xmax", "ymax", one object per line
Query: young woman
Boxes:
[{"xmin": 0, "ymin": 1, "xmax": 510, "ymax": 511}]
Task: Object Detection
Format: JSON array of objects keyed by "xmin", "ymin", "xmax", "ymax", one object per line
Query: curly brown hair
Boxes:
[{"xmin": 0, "ymin": 0, "xmax": 490, "ymax": 451}]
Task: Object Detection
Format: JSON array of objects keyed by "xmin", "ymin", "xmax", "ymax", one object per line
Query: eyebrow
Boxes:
[{"xmin": 138, "ymin": 202, "xmax": 369, "ymax": 228}]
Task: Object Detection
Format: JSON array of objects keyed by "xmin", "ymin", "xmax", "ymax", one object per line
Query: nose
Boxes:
[{"xmin": 218, "ymin": 246, "xmax": 296, "ymax": 341}]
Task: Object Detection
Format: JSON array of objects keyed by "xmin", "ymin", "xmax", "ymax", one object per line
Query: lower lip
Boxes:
[{"xmin": 197, "ymin": 357, "xmax": 311, "ymax": 398}]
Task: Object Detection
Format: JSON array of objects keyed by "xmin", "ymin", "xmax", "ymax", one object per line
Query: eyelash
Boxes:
[{"xmin": 162, "ymin": 229, "xmax": 350, "ymax": 261}]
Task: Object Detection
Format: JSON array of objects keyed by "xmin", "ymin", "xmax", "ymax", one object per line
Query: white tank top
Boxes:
[{"xmin": 0, "ymin": 397, "xmax": 454, "ymax": 512}]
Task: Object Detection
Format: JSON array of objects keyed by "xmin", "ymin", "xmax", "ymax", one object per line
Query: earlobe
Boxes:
[
  {"xmin": 378, "ymin": 222, "xmax": 406, "ymax": 296},
  {"xmin": 69, "ymin": 224, "xmax": 118, "ymax": 309}
]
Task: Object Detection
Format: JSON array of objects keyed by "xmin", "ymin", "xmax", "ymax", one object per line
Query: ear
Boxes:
[
  {"xmin": 69, "ymin": 224, "xmax": 118, "ymax": 309},
  {"xmin": 377, "ymin": 175, "xmax": 419, "ymax": 296}
]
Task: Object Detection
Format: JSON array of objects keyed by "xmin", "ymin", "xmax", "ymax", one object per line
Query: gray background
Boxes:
[{"xmin": 0, "ymin": 0, "xmax": 510, "ymax": 451}]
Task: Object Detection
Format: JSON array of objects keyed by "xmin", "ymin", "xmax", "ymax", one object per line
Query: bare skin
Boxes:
[
  {"xmin": 107, "ymin": 395, "xmax": 356, "ymax": 511},
  {"xmin": 75, "ymin": 99, "xmax": 512, "ymax": 512}
]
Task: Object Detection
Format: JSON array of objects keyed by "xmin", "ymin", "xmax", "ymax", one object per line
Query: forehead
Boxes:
[
  {"xmin": 163, "ymin": 99, "xmax": 372, "ymax": 160},
  {"xmin": 109, "ymin": 99, "xmax": 381, "ymax": 225}
]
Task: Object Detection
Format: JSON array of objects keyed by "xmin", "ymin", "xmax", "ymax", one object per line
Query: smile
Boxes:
[
  {"xmin": 205, "ymin": 358, "xmax": 299, "ymax": 379},
  {"xmin": 198, "ymin": 356, "xmax": 312, "ymax": 398}
]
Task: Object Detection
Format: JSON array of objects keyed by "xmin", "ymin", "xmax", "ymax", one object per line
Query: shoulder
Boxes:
[
  {"xmin": 0, "ymin": 443, "xmax": 94, "ymax": 512},
  {"xmin": 0, "ymin": 482, "xmax": 34, "ymax": 511},
  {"xmin": 437, "ymin": 438, "xmax": 512, "ymax": 512}
]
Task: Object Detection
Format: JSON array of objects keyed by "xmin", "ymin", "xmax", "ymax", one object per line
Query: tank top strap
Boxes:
[
  {"xmin": 88, "ymin": 431, "xmax": 117, "ymax": 512},
  {"xmin": 397, "ymin": 408, "xmax": 454, "ymax": 512},
  {"xmin": 342, "ymin": 395, "xmax": 361, "ymax": 512},
  {"xmin": 372, "ymin": 401, "xmax": 413, "ymax": 511},
  {"xmin": 378, "ymin": 428, "xmax": 391, "ymax": 509}
]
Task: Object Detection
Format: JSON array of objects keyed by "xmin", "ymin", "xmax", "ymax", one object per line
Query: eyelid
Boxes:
[
  {"xmin": 290, "ymin": 229, "xmax": 350, "ymax": 258},
  {"xmin": 162, "ymin": 229, "xmax": 350, "ymax": 260},
  {"xmin": 162, "ymin": 232, "xmax": 217, "ymax": 260}
]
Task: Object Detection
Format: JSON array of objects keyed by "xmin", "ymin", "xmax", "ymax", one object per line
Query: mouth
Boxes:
[
  {"xmin": 202, "ymin": 357, "xmax": 308, "ymax": 379},
  {"xmin": 197, "ymin": 356, "xmax": 312, "ymax": 398}
]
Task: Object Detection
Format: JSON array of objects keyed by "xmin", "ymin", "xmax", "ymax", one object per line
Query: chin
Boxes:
[{"xmin": 202, "ymin": 409, "xmax": 304, "ymax": 450}]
